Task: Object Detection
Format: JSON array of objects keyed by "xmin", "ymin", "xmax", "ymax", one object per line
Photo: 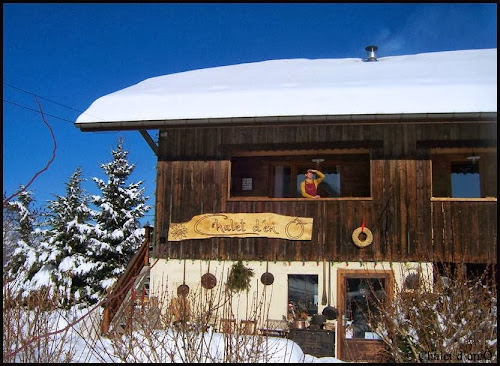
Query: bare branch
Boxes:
[{"xmin": 3, "ymin": 96, "xmax": 57, "ymax": 206}]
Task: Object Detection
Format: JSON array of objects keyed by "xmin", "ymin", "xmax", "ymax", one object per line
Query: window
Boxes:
[
  {"xmin": 273, "ymin": 165, "xmax": 291, "ymax": 198},
  {"xmin": 230, "ymin": 153, "xmax": 371, "ymax": 198},
  {"xmin": 288, "ymin": 274, "xmax": 318, "ymax": 316},
  {"xmin": 451, "ymin": 162, "xmax": 480, "ymax": 198},
  {"xmin": 433, "ymin": 263, "xmax": 497, "ymax": 288},
  {"xmin": 344, "ymin": 277, "xmax": 386, "ymax": 339},
  {"xmin": 295, "ymin": 164, "xmax": 341, "ymax": 197},
  {"xmin": 431, "ymin": 151, "xmax": 496, "ymax": 198}
]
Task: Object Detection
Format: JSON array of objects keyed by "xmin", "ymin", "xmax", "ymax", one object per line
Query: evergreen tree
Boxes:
[
  {"xmin": 3, "ymin": 193, "xmax": 20, "ymax": 266},
  {"xmin": 32, "ymin": 168, "xmax": 95, "ymax": 306},
  {"xmin": 4, "ymin": 187, "xmax": 42, "ymax": 293},
  {"xmin": 88, "ymin": 137, "xmax": 150, "ymax": 298}
]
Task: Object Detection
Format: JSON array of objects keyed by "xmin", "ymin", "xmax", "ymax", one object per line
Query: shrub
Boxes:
[{"xmin": 366, "ymin": 263, "xmax": 497, "ymax": 363}]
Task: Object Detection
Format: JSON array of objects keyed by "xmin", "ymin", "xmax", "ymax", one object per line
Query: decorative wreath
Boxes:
[
  {"xmin": 352, "ymin": 227, "xmax": 373, "ymax": 248},
  {"xmin": 227, "ymin": 261, "xmax": 254, "ymax": 293}
]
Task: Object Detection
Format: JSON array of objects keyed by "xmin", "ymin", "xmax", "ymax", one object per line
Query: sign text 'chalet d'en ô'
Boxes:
[{"xmin": 168, "ymin": 213, "xmax": 313, "ymax": 241}]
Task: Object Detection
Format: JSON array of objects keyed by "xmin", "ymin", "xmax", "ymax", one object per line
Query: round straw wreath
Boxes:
[{"xmin": 352, "ymin": 227, "xmax": 373, "ymax": 248}]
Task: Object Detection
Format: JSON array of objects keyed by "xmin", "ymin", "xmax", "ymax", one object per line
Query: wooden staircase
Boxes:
[{"xmin": 101, "ymin": 226, "xmax": 159, "ymax": 335}]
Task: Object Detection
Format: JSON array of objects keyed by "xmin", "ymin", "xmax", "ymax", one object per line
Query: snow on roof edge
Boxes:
[{"xmin": 75, "ymin": 48, "xmax": 497, "ymax": 126}]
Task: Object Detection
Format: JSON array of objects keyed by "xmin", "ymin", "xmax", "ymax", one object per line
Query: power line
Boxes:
[
  {"xmin": 4, "ymin": 98, "xmax": 133, "ymax": 136},
  {"xmin": 4, "ymin": 82, "xmax": 85, "ymax": 114},
  {"xmin": 3, "ymin": 98, "xmax": 75, "ymax": 123},
  {"xmin": 3, "ymin": 82, "xmax": 105, "ymax": 121}
]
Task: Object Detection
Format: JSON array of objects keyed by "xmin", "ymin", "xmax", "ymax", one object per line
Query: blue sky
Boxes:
[{"xmin": 3, "ymin": 3, "xmax": 497, "ymax": 223}]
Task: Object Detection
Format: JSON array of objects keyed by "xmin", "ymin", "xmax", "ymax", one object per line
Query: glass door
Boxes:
[{"xmin": 337, "ymin": 270, "xmax": 392, "ymax": 362}]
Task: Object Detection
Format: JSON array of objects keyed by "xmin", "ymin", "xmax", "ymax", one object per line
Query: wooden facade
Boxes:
[
  {"xmin": 75, "ymin": 49, "xmax": 496, "ymax": 362},
  {"xmin": 153, "ymin": 118, "xmax": 497, "ymax": 265}
]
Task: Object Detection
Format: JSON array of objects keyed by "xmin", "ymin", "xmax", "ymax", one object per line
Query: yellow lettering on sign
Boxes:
[{"xmin": 168, "ymin": 213, "xmax": 313, "ymax": 241}]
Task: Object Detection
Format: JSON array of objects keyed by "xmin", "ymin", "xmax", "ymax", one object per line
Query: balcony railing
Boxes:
[{"xmin": 431, "ymin": 200, "xmax": 497, "ymax": 263}]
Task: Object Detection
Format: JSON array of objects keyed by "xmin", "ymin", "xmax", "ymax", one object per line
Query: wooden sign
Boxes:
[{"xmin": 168, "ymin": 213, "xmax": 313, "ymax": 241}]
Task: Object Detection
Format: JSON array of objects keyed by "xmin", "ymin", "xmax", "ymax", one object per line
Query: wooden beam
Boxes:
[{"xmin": 139, "ymin": 130, "xmax": 158, "ymax": 156}]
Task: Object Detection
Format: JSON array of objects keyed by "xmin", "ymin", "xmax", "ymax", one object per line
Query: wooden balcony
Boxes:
[
  {"xmin": 431, "ymin": 199, "xmax": 497, "ymax": 263},
  {"xmin": 156, "ymin": 195, "xmax": 496, "ymax": 265}
]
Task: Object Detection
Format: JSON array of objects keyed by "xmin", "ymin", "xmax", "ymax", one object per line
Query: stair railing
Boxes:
[{"xmin": 101, "ymin": 226, "xmax": 152, "ymax": 335}]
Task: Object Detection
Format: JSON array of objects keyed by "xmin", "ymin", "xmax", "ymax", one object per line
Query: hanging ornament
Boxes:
[
  {"xmin": 260, "ymin": 261, "xmax": 274, "ymax": 286},
  {"xmin": 177, "ymin": 259, "xmax": 190, "ymax": 296},
  {"xmin": 227, "ymin": 261, "xmax": 254, "ymax": 293},
  {"xmin": 352, "ymin": 223, "xmax": 373, "ymax": 248},
  {"xmin": 201, "ymin": 260, "xmax": 217, "ymax": 290}
]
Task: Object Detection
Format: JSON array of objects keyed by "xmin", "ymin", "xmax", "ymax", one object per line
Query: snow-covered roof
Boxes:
[{"xmin": 75, "ymin": 48, "xmax": 497, "ymax": 129}]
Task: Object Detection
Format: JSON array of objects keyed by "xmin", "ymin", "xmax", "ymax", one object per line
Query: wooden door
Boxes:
[{"xmin": 337, "ymin": 269, "xmax": 393, "ymax": 362}]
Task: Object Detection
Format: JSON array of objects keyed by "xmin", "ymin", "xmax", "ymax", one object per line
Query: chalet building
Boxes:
[{"xmin": 76, "ymin": 47, "xmax": 497, "ymax": 361}]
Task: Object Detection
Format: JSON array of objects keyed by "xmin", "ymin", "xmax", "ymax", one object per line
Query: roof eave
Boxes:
[{"xmin": 75, "ymin": 112, "xmax": 497, "ymax": 131}]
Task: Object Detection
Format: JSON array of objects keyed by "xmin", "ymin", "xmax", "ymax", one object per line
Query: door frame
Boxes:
[{"xmin": 336, "ymin": 268, "xmax": 394, "ymax": 362}]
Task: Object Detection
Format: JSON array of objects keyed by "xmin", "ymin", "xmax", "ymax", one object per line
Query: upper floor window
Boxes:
[
  {"xmin": 431, "ymin": 150, "xmax": 496, "ymax": 198},
  {"xmin": 451, "ymin": 161, "xmax": 480, "ymax": 197},
  {"xmin": 230, "ymin": 153, "xmax": 371, "ymax": 198}
]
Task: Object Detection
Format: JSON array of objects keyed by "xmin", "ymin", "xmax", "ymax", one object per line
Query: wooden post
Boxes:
[
  {"xmin": 101, "ymin": 287, "xmax": 112, "ymax": 334},
  {"xmin": 144, "ymin": 225, "xmax": 152, "ymax": 266},
  {"xmin": 129, "ymin": 288, "xmax": 136, "ymax": 333},
  {"xmin": 101, "ymin": 308, "xmax": 109, "ymax": 334}
]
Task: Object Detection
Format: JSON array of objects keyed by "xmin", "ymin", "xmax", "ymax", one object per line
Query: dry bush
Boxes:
[
  {"xmin": 3, "ymin": 266, "xmax": 302, "ymax": 363},
  {"xmin": 105, "ymin": 273, "xmax": 298, "ymax": 363},
  {"xmin": 2, "ymin": 283, "xmax": 76, "ymax": 363},
  {"xmin": 366, "ymin": 263, "xmax": 497, "ymax": 363}
]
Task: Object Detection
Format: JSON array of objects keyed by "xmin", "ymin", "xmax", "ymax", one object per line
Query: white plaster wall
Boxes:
[{"xmin": 149, "ymin": 258, "xmax": 433, "ymax": 324}]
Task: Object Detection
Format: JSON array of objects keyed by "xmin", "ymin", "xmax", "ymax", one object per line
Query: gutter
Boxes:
[{"xmin": 75, "ymin": 112, "xmax": 497, "ymax": 132}]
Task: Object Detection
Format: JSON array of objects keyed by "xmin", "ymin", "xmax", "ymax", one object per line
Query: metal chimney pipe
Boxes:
[{"xmin": 365, "ymin": 45, "xmax": 378, "ymax": 61}]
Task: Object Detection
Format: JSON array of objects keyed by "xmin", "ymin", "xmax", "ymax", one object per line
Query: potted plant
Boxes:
[
  {"xmin": 297, "ymin": 305, "xmax": 309, "ymax": 320},
  {"xmin": 292, "ymin": 304, "xmax": 308, "ymax": 329}
]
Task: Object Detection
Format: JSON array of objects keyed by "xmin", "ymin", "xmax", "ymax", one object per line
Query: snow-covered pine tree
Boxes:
[
  {"xmin": 88, "ymin": 137, "xmax": 150, "ymax": 299},
  {"xmin": 31, "ymin": 167, "xmax": 96, "ymax": 306},
  {"xmin": 3, "ymin": 193, "xmax": 20, "ymax": 266},
  {"xmin": 4, "ymin": 187, "xmax": 42, "ymax": 294}
]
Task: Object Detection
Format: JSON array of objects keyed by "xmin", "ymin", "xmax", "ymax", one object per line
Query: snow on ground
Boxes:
[
  {"xmin": 70, "ymin": 330, "xmax": 343, "ymax": 363},
  {"xmin": 9, "ymin": 306, "xmax": 344, "ymax": 363}
]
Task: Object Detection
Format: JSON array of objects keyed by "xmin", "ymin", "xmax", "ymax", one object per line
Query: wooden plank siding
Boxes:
[
  {"xmin": 153, "ymin": 160, "xmax": 495, "ymax": 263},
  {"xmin": 153, "ymin": 121, "xmax": 496, "ymax": 264},
  {"xmin": 430, "ymin": 201, "xmax": 497, "ymax": 263}
]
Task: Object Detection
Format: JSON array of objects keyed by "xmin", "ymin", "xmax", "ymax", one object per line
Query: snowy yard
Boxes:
[
  {"xmin": 5, "ymin": 306, "xmax": 343, "ymax": 363},
  {"xmin": 70, "ymin": 330, "xmax": 342, "ymax": 363}
]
